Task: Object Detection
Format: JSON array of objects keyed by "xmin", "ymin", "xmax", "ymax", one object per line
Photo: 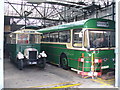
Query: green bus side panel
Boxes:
[
  {"xmin": 41, "ymin": 43, "xmax": 88, "ymax": 71},
  {"xmin": 7, "ymin": 44, "xmax": 17, "ymax": 60},
  {"xmin": 93, "ymin": 50, "xmax": 115, "ymax": 69},
  {"xmin": 41, "ymin": 43, "xmax": 67, "ymax": 64},
  {"xmin": 41, "ymin": 43, "xmax": 115, "ymax": 72}
]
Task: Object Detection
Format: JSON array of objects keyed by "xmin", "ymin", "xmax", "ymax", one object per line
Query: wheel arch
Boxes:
[{"xmin": 59, "ymin": 52, "xmax": 68, "ymax": 68}]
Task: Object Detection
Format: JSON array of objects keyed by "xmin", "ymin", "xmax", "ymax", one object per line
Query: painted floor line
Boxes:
[
  {"xmin": 52, "ymin": 83, "xmax": 81, "ymax": 88},
  {"xmin": 91, "ymin": 79, "xmax": 112, "ymax": 87},
  {"xmin": 26, "ymin": 81, "xmax": 74, "ymax": 88},
  {"xmin": 97, "ymin": 77, "xmax": 115, "ymax": 81},
  {"xmin": 36, "ymin": 83, "xmax": 81, "ymax": 90},
  {"xmin": 97, "ymin": 77, "xmax": 115, "ymax": 86}
]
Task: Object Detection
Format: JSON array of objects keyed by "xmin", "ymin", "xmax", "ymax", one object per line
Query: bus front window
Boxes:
[
  {"xmin": 89, "ymin": 30, "xmax": 115, "ymax": 48},
  {"xmin": 17, "ymin": 34, "xmax": 29, "ymax": 44},
  {"xmin": 17, "ymin": 34, "xmax": 41, "ymax": 44}
]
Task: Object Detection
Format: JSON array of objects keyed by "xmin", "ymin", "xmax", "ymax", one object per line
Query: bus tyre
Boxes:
[
  {"xmin": 17, "ymin": 59, "xmax": 24, "ymax": 70},
  {"xmin": 9, "ymin": 53, "xmax": 13, "ymax": 63},
  {"xmin": 37, "ymin": 58, "xmax": 46, "ymax": 69},
  {"xmin": 9, "ymin": 56, "xmax": 13, "ymax": 63},
  {"xmin": 60, "ymin": 54, "xmax": 69, "ymax": 70}
]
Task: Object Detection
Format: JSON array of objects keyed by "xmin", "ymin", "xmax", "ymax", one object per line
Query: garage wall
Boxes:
[{"xmin": 0, "ymin": 0, "xmax": 4, "ymax": 89}]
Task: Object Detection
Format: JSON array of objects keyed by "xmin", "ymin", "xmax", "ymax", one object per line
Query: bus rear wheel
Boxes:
[
  {"xmin": 60, "ymin": 54, "xmax": 69, "ymax": 70},
  {"xmin": 9, "ymin": 56, "xmax": 13, "ymax": 63}
]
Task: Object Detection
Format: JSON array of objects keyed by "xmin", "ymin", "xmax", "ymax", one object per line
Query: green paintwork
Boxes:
[
  {"xmin": 84, "ymin": 18, "xmax": 115, "ymax": 29},
  {"xmin": 37, "ymin": 18, "xmax": 115, "ymax": 33},
  {"xmin": 7, "ymin": 44, "xmax": 41, "ymax": 61},
  {"xmin": 41, "ymin": 43, "xmax": 115, "ymax": 72}
]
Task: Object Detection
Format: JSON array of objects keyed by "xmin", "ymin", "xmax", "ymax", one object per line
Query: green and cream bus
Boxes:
[
  {"xmin": 37, "ymin": 18, "xmax": 115, "ymax": 77},
  {"xmin": 7, "ymin": 26, "xmax": 47, "ymax": 70}
]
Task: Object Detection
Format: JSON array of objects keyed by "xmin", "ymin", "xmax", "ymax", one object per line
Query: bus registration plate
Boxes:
[{"xmin": 29, "ymin": 62, "xmax": 37, "ymax": 64}]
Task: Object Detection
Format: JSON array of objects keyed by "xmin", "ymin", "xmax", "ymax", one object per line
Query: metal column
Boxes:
[{"xmin": 115, "ymin": 1, "xmax": 120, "ymax": 87}]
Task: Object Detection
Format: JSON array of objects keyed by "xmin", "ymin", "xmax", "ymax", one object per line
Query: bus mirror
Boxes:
[
  {"xmin": 87, "ymin": 47, "xmax": 90, "ymax": 51},
  {"xmin": 79, "ymin": 32, "xmax": 83, "ymax": 37}
]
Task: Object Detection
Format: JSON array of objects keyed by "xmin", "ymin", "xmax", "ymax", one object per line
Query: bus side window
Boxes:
[
  {"xmin": 50, "ymin": 32, "xmax": 59, "ymax": 42},
  {"xmin": 59, "ymin": 30, "xmax": 70, "ymax": 43},
  {"xmin": 9, "ymin": 34, "xmax": 16, "ymax": 44},
  {"xmin": 7, "ymin": 33, "xmax": 16, "ymax": 44},
  {"xmin": 35, "ymin": 34, "xmax": 41, "ymax": 43},
  {"xmin": 29, "ymin": 34, "xmax": 35, "ymax": 44},
  {"xmin": 41, "ymin": 33, "xmax": 49, "ymax": 42}
]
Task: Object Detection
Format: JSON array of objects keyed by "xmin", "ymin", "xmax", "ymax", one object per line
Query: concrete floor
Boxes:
[{"xmin": 4, "ymin": 58, "xmax": 116, "ymax": 88}]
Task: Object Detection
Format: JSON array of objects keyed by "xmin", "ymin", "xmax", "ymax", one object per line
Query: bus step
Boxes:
[{"xmin": 71, "ymin": 68, "xmax": 82, "ymax": 74}]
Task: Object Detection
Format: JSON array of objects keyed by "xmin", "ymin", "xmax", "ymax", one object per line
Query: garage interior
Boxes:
[{"xmin": 2, "ymin": 0, "xmax": 120, "ymax": 89}]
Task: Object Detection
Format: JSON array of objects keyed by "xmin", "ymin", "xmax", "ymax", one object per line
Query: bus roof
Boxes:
[
  {"xmin": 37, "ymin": 18, "xmax": 115, "ymax": 33},
  {"xmin": 12, "ymin": 29, "xmax": 41, "ymax": 34},
  {"xmin": 20, "ymin": 25, "xmax": 40, "ymax": 30}
]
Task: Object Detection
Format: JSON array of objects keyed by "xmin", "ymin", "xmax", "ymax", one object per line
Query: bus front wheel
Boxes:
[
  {"xmin": 37, "ymin": 58, "xmax": 46, "ymax": 69},
  {"xmin": 60, "ymin": 54, "xmax": 69, "ymax": 70},
  {"xmin": 17, "ymin": 59, "xmax": 24, "ymax": 70}
]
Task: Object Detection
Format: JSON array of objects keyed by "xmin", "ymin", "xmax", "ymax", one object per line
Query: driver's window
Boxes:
[
  {"xmin": 89, "ymin": 30, "xmax": 110, "ymax": 48},
  {"xmin": 73, "ymin": 29, "xmax": 82, "ymax": 47}
]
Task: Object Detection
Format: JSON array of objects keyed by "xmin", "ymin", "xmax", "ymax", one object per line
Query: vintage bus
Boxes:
[
  {"xmin": 37, "ymin": 18, "xmax": 115, "ymax": 77},
  {"xmin": 7, "ymin": 26, "xmax": 47, "ymax": 70}
]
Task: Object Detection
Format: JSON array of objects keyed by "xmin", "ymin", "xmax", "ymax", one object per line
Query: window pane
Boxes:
[
  {"xmin": 73, "ymin": 29, "xmax": 82, "ymax": 47},
  {"xmin": 29, "ymin": 34, "xmax": 35, "ymax": 44},
  {"xmin": 11, "ymin": 33, "xmax": 16, "ymax": 44},
  {"xmin": 110, "ymin": 32, "xmax": 115, "ymax": 47},
  {"xmin": 50, "ymin": 32, "xmax": 59, "ymax": 42},
  {"xmin": 35, "ymin": 34, "xmax": 41, "ymax": 43},
  {"xmin": 7, "ymin": 33, "xmax": 16, "ymax": 44},
  {"xmin": 41, "ymin": 33, "xmax": 49, "ymax": 42},
  {"xmin": 89, "ymin": 30, "xmax": 115, "ymax": 48},
  {"xmin": 59, "ymin": 30, "xmax": 70, "ymax": 43},
  {"xmin": 17, "ymin": 34, "xmax": 29, "ymax": 44}
]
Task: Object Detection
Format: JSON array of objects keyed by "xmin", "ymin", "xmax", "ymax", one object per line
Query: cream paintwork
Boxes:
[{"xmin": 12, "ymin": 29, "xmax": 42, "ymax": 34}]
